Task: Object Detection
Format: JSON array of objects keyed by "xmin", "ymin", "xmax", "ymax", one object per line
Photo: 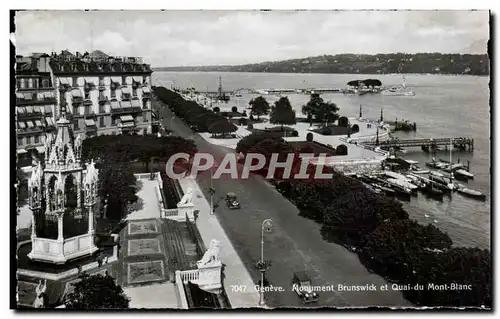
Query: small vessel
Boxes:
[
  {"xmin": 372, "ymin": 183, "xmax": 396, "ymax": 196},
  {"xmin": 381, "ymin": 75, "xmax": 415, "ymax": 96},
  {"xmin": 457, "ymin": 188, "xmax": 486, "ymax": 200},
  {"xmin": 429, "ymin": 171, "xmax": 445, "ymax": 178},
  {"xmin": 455, "ymin": 169, "xmax": 474, "ymax": 179},
  {"xmin": 424, "ymin": 214, "xmax": 430, "ymax": 218},
  {"xmin": 422, "ymin": 182, "xmax": 444, "ymax": 199}
]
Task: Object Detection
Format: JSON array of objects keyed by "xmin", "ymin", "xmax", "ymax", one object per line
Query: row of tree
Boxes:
[
  {"xmin": 249, "ymin": 94, "xmax": 341, "ymax": 128},
  {"xmin": 235, "ymin": 133, "xmax": 492, "ymax": 308},
  {"xmin": 153, "ymin": 86, "xmax": 238, "ymax": 136}
]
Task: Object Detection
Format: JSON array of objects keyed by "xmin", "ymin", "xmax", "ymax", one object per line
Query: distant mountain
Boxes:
[{"xmin": 154, "ymin": 53, "xmax": 489, "ymax": 75}]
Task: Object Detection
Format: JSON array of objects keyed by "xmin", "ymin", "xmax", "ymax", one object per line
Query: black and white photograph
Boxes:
[{"xmin": 11, "ymin": 7, "xmax": 491, "ymax": 310}]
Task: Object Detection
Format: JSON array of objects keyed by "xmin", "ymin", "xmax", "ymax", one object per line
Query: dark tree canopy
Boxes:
[
  {"xmin": 65, "ymin": 273, "xmax": 130, "ymax": 309},
  {"xmin": 347, "ymin": 79, "xmax": 382, "ymax": 87},
  {"xmin": 208, "ymin": 121, "xmax": 238, "ymax": 135},
  {"xmin": 249, "ymin": 96, "xmax": 270, "ymax": 120},
  {"xmin": 213, "ymin": 106, "xmax": 220, "ymax": 113},
  {"xmin": 236, "ymin": 132, "xmax": 283, "ymax": 155},
  {"xmin": 270, "ymin": 96, "xmax": 296, "ymax": 129},
  {"xmin": 302, "ymin": 93, "xmax": 339, "ymax": 124},
  {"xmin": 351, "ymin": 124, "xmax": 360, "ymax": 132},
  {"xmin": 231, "ymin": 106, "xmax": 238, "ymax": 113},
  {"xmin": 153, "ymin": 87, "xmax": 234, "ymax": 134}
]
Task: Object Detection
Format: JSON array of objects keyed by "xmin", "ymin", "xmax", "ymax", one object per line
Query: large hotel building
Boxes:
[{"xmin": 15, "ymin": 50, "xmax": 155, "ymax": 165}]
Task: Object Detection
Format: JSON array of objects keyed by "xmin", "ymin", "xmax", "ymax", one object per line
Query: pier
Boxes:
[{"xmin": 362, "ymin": 137, "xmax": 474, "ymax": 152}]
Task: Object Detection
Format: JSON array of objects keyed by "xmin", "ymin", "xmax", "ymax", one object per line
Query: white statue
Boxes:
[
  {"xmin": 178, "ymin": 188, "xmax": 193, "ymax": 206},
  {"xmin": 197, "ymin": 239, "xmax": 220, "ymax": 267},
  {"xmin": 33, "ymin": 279, "xmax": 47, "ymax": 308}
]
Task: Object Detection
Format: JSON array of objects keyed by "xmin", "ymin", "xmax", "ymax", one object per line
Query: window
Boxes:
[
  {"xmin": 132, "ymin": 88, "xmax": 137, "ymax": 97},
  {"xmin": 17, "ymin": 138, "xmax": 23, "ymax": 146},
  {"xmin": 73, "ymin": 105, "xmax": 78, "ymax": 114},
  {"xmin": 99, "ymin": 117, "xmax": 104, "ymax": 127},
  {"xmin": 99, "ymin": 77, "xmax": 104, "ymax": 86},
  {"xmin": 72, "ymin": 77, "xmax": 78, "ymax": 87},
  {"xmin": 16, "ymin": 79, "xmax": 21, "ymax": 89},
  {"xmin": 85, "ymin": 105, "xmax": 91, "ymax": 115},
  {"xmin": 111, "ymin": 89, "xmax": 116, "ymax": 98},
  {"xmin": 85, "ymin": 91, "xmax": 90, "ymax": 99},
  {"xmin": 33, "ymin": 79, "xmax": 38, "ymax": 88},
  {"xmin": 26, "ymin": 136, "xmax": 31, "ymax": 145},
  {"xmin": 24, "ymin": 79, "xmax": 29, "ymax": 88},
  {"xmin": 142, "ymin": 100, "xmax": 148, "ymax": 109},
  {"xmin": 143, "ymin": 112, "xmax": 147, "ymax": 122},
  {"xmin": 111, "ymin": 117, "xmax": 116, "ymax": 125},
  {"xmin": 42, "ymin": 79, "xmax": 49, "ymax": 88},
  {"xmin": 143, "ymin": 76, "xmax": 147, "ymax": 84},
  {"xmin": 34, "ymin": 135, "xmax": 40, "ymax": 144},
  {"xmin": 74, "ymin": 119, "xmax": 79, "ymax": 130},
  {"xmin": 99, "ymin": 104, "xmax": 104, "ymax": 113},
  {"xmin": 122, "ymin": 76, "xmax": 126, "ymax": 85}
]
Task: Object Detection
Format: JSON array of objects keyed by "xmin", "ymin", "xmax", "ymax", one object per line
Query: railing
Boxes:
[
  {"xmin": 179, "ymin": 269, "xmax": 200, "ymax": 283},
  {"xmin": 175, "ymin": 271, "xmax": 189, "ymax": 309},
  {"xmin": 16, "ymin": 97, "xmax": 57, "ymax": 106},
  {"xmin": 111, "ymin": 107, "xmax": 142, "ymax": 114},
  {"xmin": 63, "ymin": 233, "xmax": 92, "ymax": 255},
  {"xmin": 164, "ymin": 208, "xmax": 179, "ymax": 217},
  {"xmin": 134, "ymin": 173, "xmax": 152, "ymax": 180}
]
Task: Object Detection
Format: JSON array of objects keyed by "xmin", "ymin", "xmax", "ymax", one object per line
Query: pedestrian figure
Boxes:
[{"xmin": 77, "ymin": 264, "xmax": 82, "ymax": 274}]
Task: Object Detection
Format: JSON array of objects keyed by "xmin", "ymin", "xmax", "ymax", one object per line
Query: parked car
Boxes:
[
  {"xmin": 292, "ymin": 271, "xmax": 319, "ymax": 304},
  {"xmin": 225, "ymin": 192, "xmax": 241, "ymax": 209}
]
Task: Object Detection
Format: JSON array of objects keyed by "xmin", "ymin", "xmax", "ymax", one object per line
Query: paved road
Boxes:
[{"xmin": 154, "ymin": 98, "xmax": 412, "ymax": 308}]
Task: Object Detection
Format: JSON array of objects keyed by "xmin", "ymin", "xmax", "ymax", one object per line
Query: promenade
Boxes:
[
  {"xmin": 155, "ymin": 96, "xmax": 413, "ymax": 308},
  {"xmin": 177, "ymin": 176, "xmax": 261, "ymax": 308}
]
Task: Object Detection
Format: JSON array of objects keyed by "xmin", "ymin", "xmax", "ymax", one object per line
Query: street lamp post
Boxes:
[
  {"xmin": 209, "ymin": 165, "xmax": 214, "ymax": 215},
  {"xmin": 258, "ymin": 219, "xmax": 273, "ymax": 307}
]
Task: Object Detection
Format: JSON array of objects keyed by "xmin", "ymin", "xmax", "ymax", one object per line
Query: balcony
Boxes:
[
  {"xmin": 16, "ymin": 93, "xmax": 57, "ymax": 106},
  {"xmin": 98, "ymin": 85, "xmax": 106, "ymax": 91},
  {"xmin": 83, "ymin": 99, "xmax": 93, "ymax": 106},
  {"xmin": 84, "ymin": 111, "xmax": 97, "ymax": 119},
  {"xmin": 17, "ymin": 105, "xmax": 53, "ymax": 119},
  {"xmin": 111, "ymin": 100, "xmax": 142, "ymax": 115}
]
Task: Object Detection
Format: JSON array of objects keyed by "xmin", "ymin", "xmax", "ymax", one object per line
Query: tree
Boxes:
[
  {"xmin": 249, "ymin": 96, "xmax": 270, "ymax": 120},
  {"xmin": 65, "ymin": 273, "xmax": 130, "ymax": 309},
  {"xmin": 208, "ymin": 121, "xmax": 238, "ymax": 137},
  {"xmin": 231, "ymin": 106, "xmax": 238, "ymax": 113},
  {"xmin": 236, "ymin": 132, "xmax": 283, "ymax": 155},
  {"xmin": 270, "ymin": 96, "xmax": 296, "ymax": 130},
  {"xmin": 302, "ymin": 93, "xmax": 339, "ymax": 126},
  {"xmin": 351, "ymin": 124, "xmax": 360, "ymax": 133},
  {"xmin": 213, "ymin": 106, "xmax": 220, "ymax": 113},
  {"xmin": 98, "ymin": 161, "xmax": 138, "ymax": 220},
  {"xmin": 16, "ymin": 168, "xmax": 29, "ymax": 207}
]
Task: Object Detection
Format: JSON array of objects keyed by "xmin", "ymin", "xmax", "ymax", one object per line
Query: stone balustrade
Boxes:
[
  {"xmin": 29, "ymin": 233, "xmax": 98, "ymax": 264},
  {"xmin": 175, "ymin": 271, "xmax": 189, "ymax": 309},
  {"xmin": 178, "ymin": 269, "xmax": 200, "ymax": 283}
]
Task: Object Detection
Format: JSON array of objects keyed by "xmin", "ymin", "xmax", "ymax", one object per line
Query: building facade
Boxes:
[
  {"xmin": 15, "ymin": 54, "xmax": 58, "ymax": 166},
  {"xmin": 16, "ymin": 50, "xmax": 155, "ymax": 166},
  {"xmin": 49, "ymin": 50, "xmax": 154, "ymax": 138}
]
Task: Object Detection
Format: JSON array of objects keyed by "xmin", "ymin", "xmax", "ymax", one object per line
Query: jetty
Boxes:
[{"xmin": 362, "ymin": 137, "xmax": 474, "ymax": 152}]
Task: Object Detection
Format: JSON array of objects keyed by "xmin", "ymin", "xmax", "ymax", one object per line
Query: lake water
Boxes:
[{"xmin": 153, "ymin": 71, "xmax": 491, "ymax": 249}]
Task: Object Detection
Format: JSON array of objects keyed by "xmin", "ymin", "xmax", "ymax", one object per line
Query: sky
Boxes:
[{"xmin": 13, "ymin": 10, "xmax": 489, "ymax": 67}]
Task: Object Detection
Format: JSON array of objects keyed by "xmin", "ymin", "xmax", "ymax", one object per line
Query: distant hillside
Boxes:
[{"xmin": 154, "ymin": 53, "xmax": 490, "ymax": 75}]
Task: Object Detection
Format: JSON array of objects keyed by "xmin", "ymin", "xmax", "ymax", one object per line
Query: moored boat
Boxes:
[
  {"xmin": 455, "ymin": 169, "xmax": 474, "ymax": 179},
  {"xmin": 457, "ymin": 188, "xmax": 486, "ymax": 200}
]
